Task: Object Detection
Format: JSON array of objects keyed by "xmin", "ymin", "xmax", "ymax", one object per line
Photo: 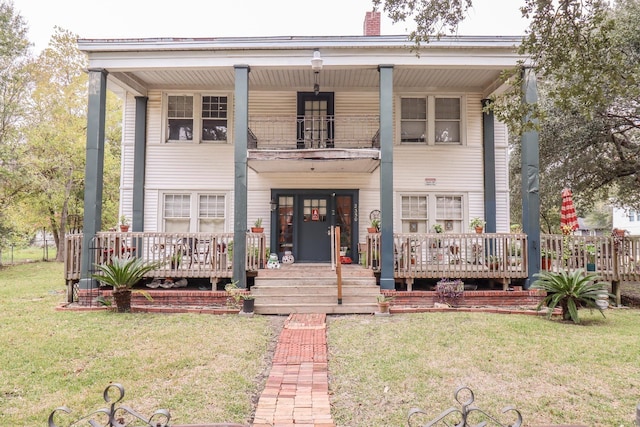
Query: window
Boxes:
[
  {"xmin": 163, "ymin": 194, "xmax": 191, "ymax": 232},
  {"xmin": 199, "ymin": 195, "xmax": 225, "ymax": 232},
  {"xmin": 167, "ymin": 96, "xmax": 193, "ymax": 141},
  {"xmin": 202, "ymin": 96, "xmax": 228, "ymax": 141},
  {"xmin": 401, "ymin": 98, "xmax": 426, "ymax": 143},
  {"xmin": 163, "ymin": 193, "xmax": 226, "ymax": 232},
  {"xmin": 628, "ymin": 210, "xmax": 637, "ymax": 222},
  {"xmin": 166, "ymin": 94, "xmax": 228, "ymax": 143},
  {"xmin": 401, "ymin": 195, "xmax": 428, "ymax": 233},
  {"xmin": 435, "ymin": 98, "xmax": 460, "ymax": 143},
  {"xmin": 435, "ymin": 195, "xmax": 463, "ymax": 232},
  {"xmin": 400, "ymin": 95, "xmax": 463, "ymax": 144}
]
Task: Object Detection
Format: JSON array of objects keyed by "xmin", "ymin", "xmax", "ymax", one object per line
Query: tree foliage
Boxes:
[
  {"xmin": 21, "ymin": 27, "xmax": 121, "ymax": 260},
  {"xmin": 375, "ymin": 0, "xmax": 640, "ymax": 218},
  {"xmin": 0, "ymin": 0, "xmax": 32, "ymax": 250}
]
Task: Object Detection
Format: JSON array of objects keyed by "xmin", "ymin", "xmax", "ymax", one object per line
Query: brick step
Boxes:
[{"xmin": 251, "ymin": 284, "xmax": 379, "ymax": 296}]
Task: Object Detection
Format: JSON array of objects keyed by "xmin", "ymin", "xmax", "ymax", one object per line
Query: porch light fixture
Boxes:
[
  {"xmin": 311, "ymin": 50, "xmax": 323, "ymax": 96},
  {"xmin": 270, "ymin": 198, "xmax": 277, "ymax": 211}
]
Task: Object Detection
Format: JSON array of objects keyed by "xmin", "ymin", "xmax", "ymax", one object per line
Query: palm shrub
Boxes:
[
  {"xmin": 92, "ymin": 256, "xmax": 160, "ymax": 312},
  {"xmin": 531, "ymin": 268, "xmax": 610, "ymax": 323}
]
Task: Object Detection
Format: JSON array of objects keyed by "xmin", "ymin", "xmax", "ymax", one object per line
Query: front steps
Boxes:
[{"xmin": 251, "ymin": 263, "xmax": 381, "ymax": 314}]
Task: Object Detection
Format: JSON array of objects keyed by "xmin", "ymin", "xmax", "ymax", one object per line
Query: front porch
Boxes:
[{"xmin": 64, "ymin": 231, "xmax": 640, "ymax": 309}]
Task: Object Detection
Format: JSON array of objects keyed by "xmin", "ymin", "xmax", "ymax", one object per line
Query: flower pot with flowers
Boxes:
[
  {"xmin": 368, "ymin": 218, "xmax": 380, "ymax": 233},
  {"xmin": 469, "ymin": 217, "xmax": 485, "ymax": 234},
  {"xmin": 376, "ymin": 294, "xmax": 394, "ymax": 314},
  {"xmin": 119, "ymin": 215, "xmax": 130, "ymax": 232}
]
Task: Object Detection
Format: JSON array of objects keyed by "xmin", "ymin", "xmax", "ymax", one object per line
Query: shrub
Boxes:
[{"xmin": 531, "ymin": 269, "xmax": 610, "ymax": 323}]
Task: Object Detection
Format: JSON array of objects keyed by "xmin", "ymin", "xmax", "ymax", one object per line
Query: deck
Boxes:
[{"xmin": 64, "ymin": 231, "xmax": 640, "ymax": 294}]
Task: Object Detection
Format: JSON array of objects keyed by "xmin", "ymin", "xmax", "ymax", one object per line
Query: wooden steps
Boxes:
[{"xmin": 251, "ymin": 263, "xmax": 381, "ymax": 314}]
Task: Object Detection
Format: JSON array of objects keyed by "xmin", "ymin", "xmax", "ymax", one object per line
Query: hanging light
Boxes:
[{"xmin": 311, "ymin": 50, "xmax": 323, "ymax": 96}]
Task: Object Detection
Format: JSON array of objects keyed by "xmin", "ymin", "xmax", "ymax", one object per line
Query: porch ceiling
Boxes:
[
  {"xmin": 109, "ymin": 66, "xmax": 508, "ymax": 95},
  {"xmin": 247, "ymin": 149, "xmax": 380, "ymax": 173}
]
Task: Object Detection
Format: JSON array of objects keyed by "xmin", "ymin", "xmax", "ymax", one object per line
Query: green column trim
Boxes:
[
  {"xmin": 132, "ymin": 96, "xmax": 147, "ymax": 232},
  {"xmin": 521, "ymin": 67, "xmax": 540, "ymax": 288},
  {"xmin": 79, "ymin": 69, "xmax": 108, "ymax": 289},
  {"xmin": 233, "ymin": 65, "xmax": 250, "ymax": 288},
  {"xmin": 482, "ymin": 99, "xmax": 496, "ymax": 233},
  {"xmin": 378, "ymin": 65, "xmax": 395, "ymax": 290}
]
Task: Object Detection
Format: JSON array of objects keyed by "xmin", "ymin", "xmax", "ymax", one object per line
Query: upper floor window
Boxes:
[
  {"xmin": 166, "ymin": 94, "xmax": 228, "ymax": 143},
  {"xmin": 628, "ymin": 210, "xmax": 637, "ymax": 222},
  {"xmin": 400, "ymin": 96, "xmax": 463, "ymax": 145},
  {"xmin": 435, "ymin": 98, "xmax": 460, "ymax": 143}
]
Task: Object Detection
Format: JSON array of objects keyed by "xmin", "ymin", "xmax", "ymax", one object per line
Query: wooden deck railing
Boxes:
[
  {"xmin": 64, "ymin": 232, "xmax": 266, "ymax": 282},
  {"xmin": 540, "ymin": 233, "xmax": 640, "ymax": 282},
  {"xmin": 365, "ymin": 233, "xmax": 528, "ymax": 280},
  {"xmin": 64, "ymin": 231, "xmax": 640, "ymax": 284}
]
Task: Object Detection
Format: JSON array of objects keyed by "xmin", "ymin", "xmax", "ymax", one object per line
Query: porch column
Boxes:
[
  {"xmin": 132, "ymin": 96, "xmax": 148, "ymax": 232},
  {"xmin": 379, "ymin": 65, "xmax": 394, "ymax": 290},
  {"xmin": 79, "ymin": 68, "xmax": 108, "ymax": 289},
  {"xmin": 521, "ymin": 66, "xmax": 540, "ymax": 287},
  {"xmin": 233, "ymin": 65, "xmax": 250, "ymax": 288},
  {"xmin": 482, "ymin": 99, "xmax": 496, "ymax": 233}
]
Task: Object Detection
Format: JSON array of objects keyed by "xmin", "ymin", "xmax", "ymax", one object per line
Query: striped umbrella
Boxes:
[{"xmin": 561, "ymin": 188, "xmax": 579, "ymax": 233}]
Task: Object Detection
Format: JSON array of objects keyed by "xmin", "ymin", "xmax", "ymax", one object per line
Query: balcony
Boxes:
[{"xmin": 247, "ymin": 115, "xmax": 381, "ymax": 173}]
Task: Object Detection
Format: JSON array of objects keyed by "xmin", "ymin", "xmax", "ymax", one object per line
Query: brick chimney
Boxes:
[{"xmin": 363, "ymin": 11, "xmax": 381, "ymax": 36}]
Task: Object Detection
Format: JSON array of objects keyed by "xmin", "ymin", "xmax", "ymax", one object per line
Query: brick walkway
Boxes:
[{"xmin": 252, "ymin": 313, "xmax": 335, "ymax": 427}]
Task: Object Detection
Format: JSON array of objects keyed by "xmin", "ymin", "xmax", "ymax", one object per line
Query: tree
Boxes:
[
  {"xmin": 22, "ymin": 27, "xmax": 121, "ymax": 261},
  {"xmin": 375, "ymin": 0, "xmax": 640, "ymax": 218},
  {"xmin": 0, "ymin": 0, "xmax": 32, "ymax": 259}
]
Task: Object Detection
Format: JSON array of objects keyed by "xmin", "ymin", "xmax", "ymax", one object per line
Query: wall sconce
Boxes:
[
  {"xmin": 311, "ymin": 49, "xmax": 323, "ymax": 96},
  {"xmin": 270, "ymin": 198, "xmax": 277, "ymax": 211}
]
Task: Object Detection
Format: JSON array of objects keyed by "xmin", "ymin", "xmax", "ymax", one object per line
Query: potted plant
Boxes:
[
  {"xmin": 368, "ymin": 218, "xmax": 380, "ymax": 233},
  {"xmin": 585, "ymin": 243, "xmax": 596, "ymax": 271},
  {"xmin": 251, "ymin": 218, "xmax": 264, "ymax": 233},
  {"xmin": 540, "ymin": 248, "xmax": 556, "ymax": 270},
  {"xmin": 431, "ymin": 224, "xmax": 443, "ymax": 248},
  {"xmin": 225, "ymin": 281, "xmax": 254, "ymax": 312},
  {"xmin": 91, "ymin": 256, "xmax": 159, "ymax": 312},
  {"xmin": 486, "ymin": 255, "xmax": 500, "ymax": 271},
  {"xmin": 531, "ymin": 269, "xmax": 611, "ymax": 323},
  {"xmin": 119, "ymin": 215, "xmax": 130, "ymax": 232},
  {"xmin": 376, "ymin": 294, "xmax": 394, "ymax": 314},
  {"xmin": 469, "ymin": 217, "xmax": 485, "ymax": 233}
]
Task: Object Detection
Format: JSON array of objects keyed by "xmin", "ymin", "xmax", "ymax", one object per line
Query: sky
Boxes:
[{"xmin": 12, "ymin": 0, "xmax": 528, "ymax": 53}]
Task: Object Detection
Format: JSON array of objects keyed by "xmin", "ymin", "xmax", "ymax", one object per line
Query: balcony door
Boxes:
[{"xmin": 297, "ymin": 92, "xmax": 334, "ymax": 149}]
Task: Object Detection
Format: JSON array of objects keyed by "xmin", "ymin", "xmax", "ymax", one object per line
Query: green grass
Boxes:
[
  {"xmin": 0, "ymin": 262, "xmax": 275, "ymax": 426},
  {"xmin": 3, "ymin": 260, "xmax": 640, "ymax": 426},
  {"xmin": 0, "ymin": 245, "xmax": 57, "ymax": 264},
  {"xmin": 328, "ymin": 312, "xmax": 640, "ymax": 426}
]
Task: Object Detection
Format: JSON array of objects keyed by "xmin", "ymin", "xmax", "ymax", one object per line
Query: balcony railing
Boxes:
[{"xmin": 248, "ymin": 115, "xmax": 380, "ymax": 149}]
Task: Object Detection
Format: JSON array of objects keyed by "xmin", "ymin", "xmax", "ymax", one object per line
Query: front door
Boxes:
[
  {"xmin": 297, "ymin": 196, "xmax": 331, "ymax": 262},
  {"xmin": 272, "ymin": 190, "xmax": 358, "ymax": 263}
]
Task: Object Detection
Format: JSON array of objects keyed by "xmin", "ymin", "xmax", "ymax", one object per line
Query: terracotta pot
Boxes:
[
  {"xmin": 377, "ymin": 302, "xmax": 390, "ymax": 313},
  {"xmin": 119, "ymin": 225, "xmax": 129, "ymax": 232},
  {"xmin": 475, "ymin": 226, "xmax": 483, "ymax": 234},
  {"xmin": 251, "ymin": 227, "xmax": 264, "ymax": 233},
  {"xmin": 367, "ymin": 227, "xmax": 378, "ymax": 233}
]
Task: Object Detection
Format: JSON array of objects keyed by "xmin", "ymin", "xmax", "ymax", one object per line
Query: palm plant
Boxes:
[
  {"xmin": 92, "ymin": 257, "xmax": 160, "ymax": 312},
  {"xmin": 531, "ymin": 269, "xmax": 611, "ymax": 323}
]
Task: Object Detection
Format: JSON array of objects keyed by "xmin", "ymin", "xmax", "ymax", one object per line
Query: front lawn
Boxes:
[
  {"xmin": 328, "ymin": 310, "xmax": 640, "ymax": 426},
  {"xmin": 0, "ymin": 262, "xmax": 276, "ymax": 426}
]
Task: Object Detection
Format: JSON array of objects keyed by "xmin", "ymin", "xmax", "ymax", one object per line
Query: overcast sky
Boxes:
[{"xmin": 13, "ymin": 0, "xmax": 528, "ymax": 53}]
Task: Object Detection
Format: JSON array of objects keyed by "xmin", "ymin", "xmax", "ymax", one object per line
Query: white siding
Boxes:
[
  {"xmin": 119, "ymin": 93, "xmax": 136, "ymax": 222},
  {"xmin": 121, "ymin": 89, "xmax": 511, "ymax": 234}
]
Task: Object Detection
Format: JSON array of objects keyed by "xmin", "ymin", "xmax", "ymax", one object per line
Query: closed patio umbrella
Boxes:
[{"xmin": 561, "ymin": 188, "xmax": 579, "ymax": 233}]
